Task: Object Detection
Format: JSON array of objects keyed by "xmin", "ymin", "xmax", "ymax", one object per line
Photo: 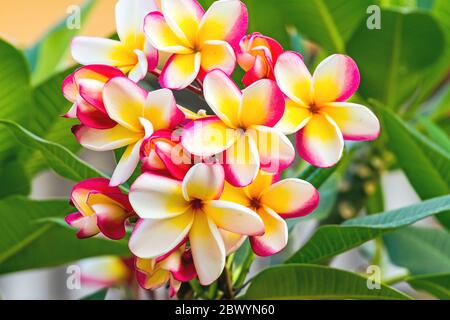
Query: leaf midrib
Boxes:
[
  {"xmin": 314, "ymin": 0, "xmax": 345, "ymax": 53},
  {"xmin": 0, "ymin": 223, "xmax": 53, "ymax": 264}
]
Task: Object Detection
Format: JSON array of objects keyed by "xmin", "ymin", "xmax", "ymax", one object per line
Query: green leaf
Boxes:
[
  {"xmin": 378, "ymin": 107, "xmax": 450, "ymax": 228},
  {"xmin": 417, "ymin": 116, "xmax": 450, "ymax": 152},
  {"xmin": 406, "ymin": 273, "xmax": 450, "ymax": 300},
  {"xmin": 244, "ymin": 0, "xmax": 371, "ymax": 51},
  {"xmin": 0, "ymin": 196, "xmax": 129, "ymax": 275},
  {"xmin": 0, "ymin": 38, "xmax": 32, "ymax": 163},
  {"xmin": 384, "ymin": 227, "xmax": 450, "ymax": 275},
  {"xmin": 412, "ymin": 0, "xmax": 450, "ymax": 106},
  {"xmin": 286, "ymin": 195, "xmax": 450, "ymax": 264},
  {"xmin": 24, "ymin": 67, "xmax": 81, "ymax": 176},
  {"xmin": 26, "ymin": 0, "xmax": 96, "ymax": 85},
  {"xmin": 0, "ymin": 160, "xmax": 30, "ymax": 199},
  {"xmin": 297, "ymin": 164, "xmax": 339, "ymax": 189},
  {"xmin": 81, "ymin": 288, "xmax": 109, "ymax": 300},
  {"xmin": 0, "ymin": 120, "xmax": 106, "ymax": 182},
  {"xmin": 347, "ymin": 9, "xmax": 445, "ymax": 107},
  {"xmin": 243, "ymin": 264, "xmax": 410, "ymax": 299}
]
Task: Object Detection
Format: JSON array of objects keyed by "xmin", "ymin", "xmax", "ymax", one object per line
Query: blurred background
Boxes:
[
  {"xmin": 0, "ymin": 0, "xmax": 448, "ymax": 299},
  {"xmin": 0, "ymin": 0, "xmax": 115, "ymax": 46}
]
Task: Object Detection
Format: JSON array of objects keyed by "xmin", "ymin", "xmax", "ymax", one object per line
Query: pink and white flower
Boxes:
[
  {"xmin": 274, "ymin": 52, "xmax": 380, "ymax": 167},
  {"xmin": 73, "ymin": 77, "xmax": 185, "ymax": 186},
  {"xmin": 128, "ymin": 163, "xmax": 264, "ymax": 285},
  {"xmin": 140, "ymin": 129, "xmax": 192, "ymax": 180},
  {"xmin": 181, "ymin": 70, "xmax": 294, "ymax": 187},
  {"xmin": 220, "ymin": 171, "xmax": 319, "ymax": 256},
  {"xmin": 62, "ymin": 65, "xmax": 124, "ymax": 129},
  {"xmin": 143, "ymin": 0, "xmax": 248, "ymax": 89},
  {"xmin": 237, "ymin": 32, "xmax": 284, "ymax": 86},
  {"xmin": 71, "ymin": 0, "xmax": 159, "ymax": 82},
  {"xmin": 65, "ymin": 178, "xmax": 133, "ymax": 240}
]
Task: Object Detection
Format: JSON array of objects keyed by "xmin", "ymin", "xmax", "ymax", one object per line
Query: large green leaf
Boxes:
[
  {"xmin": 286, "ymin": 195, "xmax": 450, "ymax": 264},
  {"xmin": 26, "ymin": 0, "xmax": 95, "ymax": 85},
  {"xmin": 418, "ymin": 116, "xmax": 450, "ymax": 152},
  {"xmin": 406, "ymin": 273, "xmax": 450, "ymax": 300},
  {"xmin": 0, "ymin": 120, "xmax": 106, "ymax": 182},
  {"xmin": 0, "ymin": 38, "xmax": 32, "ymax": 163},
  {"xmin": 0, "ymin": 196, "xmax": 129, "ymax": 275},
  {"xmin": 248, "ymin": 0, "xmax": 371, "ymax": 51},
  {"xmin": 243, "ymin": 264, "xmax": 410, "ymax": 299},
  {"xmin": 0, "ymin": 160, "xmax": 30, "ymax": 199},
  {"xmin": 24, "ymin": 67, "xmax": 81, "ymax": 176},
  {"xmin": 378, "ymin": 107, "xmax": 450, "ymax": 228},
  {"xmin": 347, "ymin": 9, "xmax": 445, "ymax": 107},
  {"xmin": 384, "ymin": 227, "xmax": 450, "ymax": 275},
  {"xmin": 81, "ymin": 288, "xmax": 109, "ymax": 300},
  {"xmin": 412, "ymin": 0, "xmax": 450, "ymax": 106}
]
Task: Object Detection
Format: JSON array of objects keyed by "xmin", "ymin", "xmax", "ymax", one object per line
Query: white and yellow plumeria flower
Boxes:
[
  {"xmin": 143, "ymin": 0, "xmax": 248, "ymax": 89},
  {"xmin": 73, "ymin": 77, "xmax": 185, "ymax": 186},
  {"xmin": 181, "ymin": 70, "xmax": 295, "ymax": 187},
  {"xmin": 221, "ymin": 171, "xmax": 319, "ymax": 256},
  {"xmin": 72, "ymin": 0, "xmax": 159, "ymax": 82},
  {"xmin": 274, "ymin": 52, "xmax": 380, "ymax": 167},
  {"xmin": 128, "ymin": 163, "xmax": 264, "ymax": 285}
]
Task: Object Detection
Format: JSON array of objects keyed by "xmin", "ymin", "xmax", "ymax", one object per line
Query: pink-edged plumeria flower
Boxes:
[
  {"xmin": 221, "ymin": 171, "xmax": 319, "ymax": 256},
  {"xmin": 181, "ymin": 70, "xmax": 295, "ymax": 187},
  {"xmin": 140, "ymin": 129, "xmax": 192, "ymax": 180},
  {"xmin": 79, "ymin": 256, "xmax": 133, "ymax": 288},
  {"xmin": 143, "ymin": 0, "xmax": 248, "ymax": 89},
  {"xmin": 62, "ymin": 65, "xmax": 124, "ymax": 129},
  {"xmin": 73, "ymin": 77, "xmax": 185, "ymax": 186},
  {"xmin": 237, "ymin": 32, "xmax": 284, "ymax": 86},
  {"xmin": 274, "ymin": 52, "xmax": 381, "ymax": 167},
  {"xmin": 71, "ymin": 0, "xmax": 159, "ymax": 82},
  {"xmin": 128, "ymin": 163, "xmax": 264, "ymax": 285},
  {"xmin": 135, "ymin": 244, "xmax": 196, "ymax": 297},
  {"xmin": 65, "ymin": 178, "xmax": 133, "ymax": 240}
]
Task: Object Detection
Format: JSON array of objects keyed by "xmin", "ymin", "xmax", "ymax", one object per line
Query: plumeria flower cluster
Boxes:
[{"xmin": 63, "ymin": 0, "xmax": 380, "ymax": 295}]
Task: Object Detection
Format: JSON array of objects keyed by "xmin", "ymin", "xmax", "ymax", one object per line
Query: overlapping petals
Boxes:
[
  {"xmin": 135, "ymin": 245, "xmax": 196, "ymax": 297},
  {"xmin": 237, "ymin": 32, "xmax": 284, "ymax": 86},
  {"xmin": 140, "ymin": 129, "xmax": 191, "ymax": 180},
  {"xmin": 129, "ymin": 163, "xmax": 264, "ymax": 285},
  {"xmin": 73, "ymin": 77, "xmax": 185, "ymax": 186},
  {"xmin": 274, "ymin": 52, "xmax": 380, "ymax": 167},
  {"xmin": 144, "ymin": 0, "xmax": 248, "ymax": 89},
  {"xmin": 71, "ymin": 0, "xmax": 159, "ymax": 81},
  {"xmin": 62, "ymin": 65, "xmax": 124, "ymax": 129},
  {"xmin": 220, "ymin": 171, "xmax": 319, "ymax": 256},
  {"xmin": 62, "ymin": 0, "xmax": 382, "ymax": 295},
  {"xmin": 65, "ymin": 178, "xmax": 133, "ymax": 240},
  {"xmin": 181, "ymin": 70, "xmax": 294, "ymax": 186}
]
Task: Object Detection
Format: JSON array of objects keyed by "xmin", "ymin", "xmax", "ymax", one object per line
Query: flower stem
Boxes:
[
  {"xmin": 222, "ymin": 266, "xmax": 234, "ymax": 299},
  {"xmin": 234, "ymin": 250, "xmax": 255, "ymax": 289}
]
